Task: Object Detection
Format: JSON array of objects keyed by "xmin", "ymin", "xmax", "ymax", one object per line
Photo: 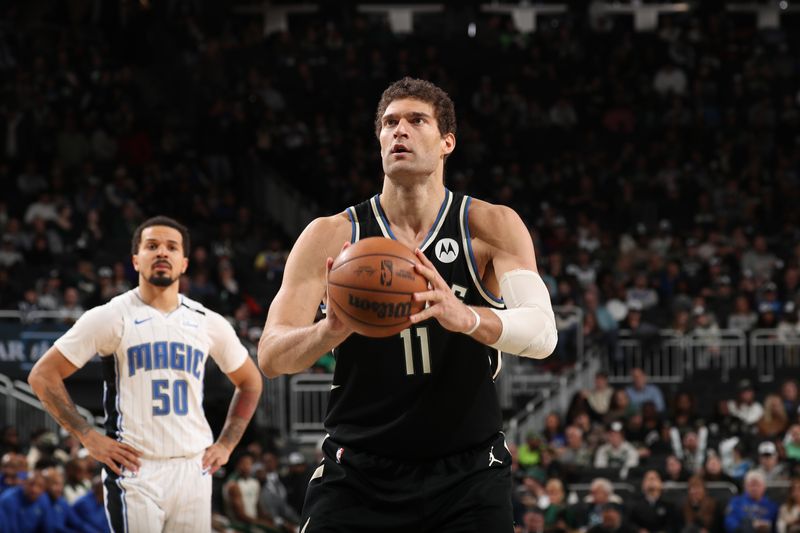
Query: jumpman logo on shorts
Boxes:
[{"xmin": 488, "ymin": 446, "xmax": 503, "ymax": 467}]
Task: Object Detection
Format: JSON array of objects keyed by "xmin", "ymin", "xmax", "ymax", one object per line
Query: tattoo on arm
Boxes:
[
  {"xmin": 218, "ymin": 389, "xmax": 259, "ymax": 449},
  {"xmin": 40, "ymin": 382, "xmax": 92, "ymax": 438}
]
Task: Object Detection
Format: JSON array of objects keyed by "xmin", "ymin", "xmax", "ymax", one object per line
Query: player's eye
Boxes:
[{"xmin": 413, "ymin": 117, "xmax": 425, "ymax": 124}]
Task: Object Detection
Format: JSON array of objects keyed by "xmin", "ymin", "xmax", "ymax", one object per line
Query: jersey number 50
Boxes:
[{"xmin": 152, "ymin": 379, "xmax": 189, "ymax": 416}]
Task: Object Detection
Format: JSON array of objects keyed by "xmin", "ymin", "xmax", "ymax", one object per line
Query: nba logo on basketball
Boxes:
[{"xmin": 380, "ymin": 260, "xmax": 393, "ymax": 287}]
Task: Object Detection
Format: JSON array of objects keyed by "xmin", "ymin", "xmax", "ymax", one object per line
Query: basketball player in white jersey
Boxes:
[{"xmin": 28, "ymin": 216, "xmax": 263, "ymax": 533}]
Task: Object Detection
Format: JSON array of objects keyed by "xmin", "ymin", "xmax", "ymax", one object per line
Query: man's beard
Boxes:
[{"xmin": 148, "ymin": 272, "xmax": 177, "ymax": 287}]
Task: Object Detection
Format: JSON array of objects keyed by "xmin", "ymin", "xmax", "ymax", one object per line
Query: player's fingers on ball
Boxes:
[
  {"xmin": 410, "ymin": 308, "xmax": 434, "ymax": 324},
  {"xmin": 413, "ymin": 262, "xmax": 436, "ymax": 281},
  {"xmin": 413, "ymin": 289, "xmax": 438, "ymax": 302},
  {"xmin": 414, "ymin": 248, "xmax": 435, "ymax": 267}
]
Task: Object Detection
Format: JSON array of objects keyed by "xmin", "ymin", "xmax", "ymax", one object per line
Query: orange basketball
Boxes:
[{"xmin": 327, "ymin": 237, "xmax": 427, "ymax": 337}]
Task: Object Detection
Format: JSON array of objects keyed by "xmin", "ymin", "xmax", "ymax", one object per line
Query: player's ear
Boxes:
[
  {"xmin": 181, "ymin": 257, "xmax": 188, "ymax": 274},
  {"xmin": 132, "ymin": 254, "xmax": 140, "ymax": 272},
  {"xmin": 441, "ymin": 132, "xmax": 455, "ymax": 156}
]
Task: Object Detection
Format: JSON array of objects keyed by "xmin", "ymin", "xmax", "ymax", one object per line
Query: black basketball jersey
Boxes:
[{"xmin": 324, "ymin": 189, "xmax": 506, "ymax": 460}]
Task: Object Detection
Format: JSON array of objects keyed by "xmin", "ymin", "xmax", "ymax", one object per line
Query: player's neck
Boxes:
[
  {"xmin": 380, "ymin": 178, "xmax": 445, "ymax": 246},
  {"xmin": 137, "ymin": 282, "xmax": 181, "ymax": 313}
]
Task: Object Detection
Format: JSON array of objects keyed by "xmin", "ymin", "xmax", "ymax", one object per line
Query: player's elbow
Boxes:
[
  {"xmin": 257, "ymin": 336, "xmax": 281, "ymax": 379},
  {"xmin": 27, "ymin": 365, "xmax": 47, "ymax": 398},
  {"xmin": 518, "ymin": 322, "xmax": 558, "ymax": 359}
]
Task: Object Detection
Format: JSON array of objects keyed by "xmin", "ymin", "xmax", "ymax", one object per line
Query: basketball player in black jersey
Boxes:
[{"xmin": 258, "ymin": 77, "xmax": 558, "ymax": 532}]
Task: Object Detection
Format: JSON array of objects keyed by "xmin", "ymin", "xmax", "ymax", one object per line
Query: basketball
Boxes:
[{"xmin": 327, "ymin": 237, "xmax": 428, "ymax": 337}]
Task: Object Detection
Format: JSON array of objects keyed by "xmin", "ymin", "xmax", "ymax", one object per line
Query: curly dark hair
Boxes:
[{"xmin": 373, "ymin": 77, "xmax": 457, "ymax": 139}]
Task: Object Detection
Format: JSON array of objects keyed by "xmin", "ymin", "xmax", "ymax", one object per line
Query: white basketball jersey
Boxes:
[{"xmin": 55, "ymin": 289, "xmax": 248, "ymax": 459}]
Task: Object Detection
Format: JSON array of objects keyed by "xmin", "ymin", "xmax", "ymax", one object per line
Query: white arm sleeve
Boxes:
[
  {"xmin": 207, "ymin": 312, "xmax": 249, "ymax": 373},
  {"xmin": 54, "ymin": 304, "xmax": 123, "ymax": 368},
  {"xmin": 488, "ymin": 269, "xmax": 558, "ymax": 359}
]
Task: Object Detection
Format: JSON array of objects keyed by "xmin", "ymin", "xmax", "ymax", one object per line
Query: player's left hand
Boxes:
[
  {"xmin": 410, "ymin": 249, "xmax": 477, "ymax": 333},
  {"xmin": 202, "ymin": 443, "xmax": 231, "ymax": 475}
]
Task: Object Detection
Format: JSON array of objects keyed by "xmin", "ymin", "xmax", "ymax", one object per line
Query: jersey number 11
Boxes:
[{"xmin": 400, "ymin": 327, "xmax": 431, "ymax": 375}]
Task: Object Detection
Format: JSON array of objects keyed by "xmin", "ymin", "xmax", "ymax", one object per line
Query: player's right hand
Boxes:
[{"xmin": 82, "ymin": 430, "xmax": 142, "ymax": 476}]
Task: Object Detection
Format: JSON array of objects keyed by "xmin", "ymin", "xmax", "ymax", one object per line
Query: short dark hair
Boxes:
[
  {"xmin": 131, "ymin": 216, "xmax": 190, "ymax": 257},
  {"xmin": 374, "ymin": 77, "xmax": 456, "ymax": 139}
]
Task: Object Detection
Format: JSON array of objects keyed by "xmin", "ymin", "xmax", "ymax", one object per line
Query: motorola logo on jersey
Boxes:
[
  {"xmin": 435, "ymin": 238, "xmax": 459, "ymax": 264},
  {"xmin": 380, "ymin": 260, "xmax": 393, "ymax": 287}
]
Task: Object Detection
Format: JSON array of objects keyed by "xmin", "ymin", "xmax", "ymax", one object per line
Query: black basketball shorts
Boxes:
[{"xmin": 298, "ymin": 432, "xmax": 514, "ymax": 533}]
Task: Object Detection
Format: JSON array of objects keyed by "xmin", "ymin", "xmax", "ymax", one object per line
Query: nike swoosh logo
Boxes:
[
  {"xmin": 134, "ymin": 318, "xmax": 152, "ymax": 325},
  {"xmin": 330, "ymin": 384, "xmax": 340, "ymax": 390}
]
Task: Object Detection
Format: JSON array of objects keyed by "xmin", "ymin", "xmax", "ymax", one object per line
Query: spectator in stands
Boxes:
[
  {"xmin": 628, "ymin": 470, "xmax": 681, "ymax": 533},
  {"xmin": 42, "ymin": 466, "xmax": 100, "ymax": 533},
  {"xmin": 724, "ymin": 470, "xmax": 778, "ymax": 533},
  {"xmin": 223, "ymin": 452, "xmax": 276, "ymax": 532},
  {"xmin": 0, "ymin": 452, "xmax": 23, "ymax": 494},
  {"xmin": 621, "ymin": 303, "xmax": 660, "ymax": 353},
  {"xmin": 544, "ymin": 412, "xmax": 567, "ymax": 448},
  {"xmin": 777, "ymin": 303, "xmax": 800, "ymax": 344},
  {"xmin": 671, "ymin": 428, "xmax": 708, "ymax": 474},
  {"xmin": 780, "ymin": 381, "xmax": 800, "ymax": 419},
  {"xmin": 727, "ymin": 380, "xmax": 764, "ymax": 428},
  {"xmin": 783, "ymin": 424, "xmax": 800, "ymax": 464},
  {"xmin": 63, "ymin": 457, "xmax": 90, "ymax": 504},
  {"xmin": 626, "ymin": 368, "xmax": 666, "ymax": 413},
  {"xmin": 672, "ymin": 392, "xmax": 702, "ymax": 433},
  {"xmin": 555, "ymin": 425, "xmax": 594, "ymax": 471},
  {"xmin": 728, "ymin": 295, "xmax": 759, "ymax": 333},
  {"xmin": 758, "ymin": 395, "xmax": 789, "ymax": 441},
  {"xmin": 519, "ymin": 433, "xmax": 547, "ymax": 472},
  {"xmin": 72, "ymin": 477, "xmax": 110, "ymax": 533},
  {"xmin": 682, "ymin": 475, "xmax": 723, "ymax": 533},
  {"xmin": 587, "ymin": 503, "xmax": 635, "ymax": 533},
  {"xmin": 594, "ymin": 421, "xmax": 639, "ymax": 475},
  {"xmin": 543, "ymin": 478, "xmax": 574, "ymax": 532},
  {"xmin": 753, "ymin": 441, "xmax": 789, "ymax": 482},
  {"xmin": 626, "ymin": 274, "xmax": 659, "ymax": 311},
  {"xmin": 522, "ymin": 508, "xmax": 547, "ymax": 533},
  {"xmin": 720, "ymin": 439, "xmax": 754, "ymax": 482},
  {"xmin": 777, "ymin": 478, "xmax": 800, "ymax": 533},
  {"xmin": 663, "ymin": 454, "xmax": 692, "ymax": 483},
  {"xmin": 583, "ymin": 372, "xmax": 614, "ymax": 421},
  {"xmin": 258, "ymin": 451, "xmax": 299, "ymax": 532},
  {"xmin": 701, "ymin": 453, "xmax": 737, "ymax": 486},
  {"xmin": 573, "ymin": 478, "xmax": 623, "ymax": 532},
  {"xmin": 281, "ymin": 452, "xmax": 312, "ymax": 517},
  {"xmin": 606, "ymin": 389, "xmax": 637, "ymax": 424},
  {"xmin": 583, "ymin": 288, "xmax": 620, "ymax": 360},
  {"xmin": 56, "ymin": 286, "xmax": 83, "ymax": 324},
  {"xmin": 0, "ymin": 469, "xmax": 49, "ymax": 533}
]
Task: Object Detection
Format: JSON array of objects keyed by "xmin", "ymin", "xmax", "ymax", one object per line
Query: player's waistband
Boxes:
[
  {"xmin": 321, "ymin": 431, "xmax": 507, "ymax": 467},
  {"xmin": 140, "ymin": 450, "xmax": 205, "ymax": 462}
]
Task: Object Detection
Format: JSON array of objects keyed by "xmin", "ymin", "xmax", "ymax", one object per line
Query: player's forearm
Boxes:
[
  {"xmin": 217, "ymin": 380, "xmax": 262, "ymax": 450},
  {"xmin": 29, "ymin": 372, "xmax": 93, "ymax": 440},
  {"xmin": 258, "ymin": 322, "xmax": 344, "ymax": 378}
]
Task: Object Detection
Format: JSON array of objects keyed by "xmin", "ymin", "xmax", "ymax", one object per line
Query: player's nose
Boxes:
[{"xmin": 393, "ymin": 119, "xmax": 410, "ymax": 137}]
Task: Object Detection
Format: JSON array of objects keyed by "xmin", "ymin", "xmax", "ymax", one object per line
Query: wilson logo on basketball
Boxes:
[
  {"xmin": 435, "ymin": 238, "xmax": 459, "ymax": 264},
  {"xmin": 380, "ymin": 260, "xmax": 393, "ymax": 287},
  {"xmin": 348, "ymin": 295, "xmax": 412, "ymax": 319}
]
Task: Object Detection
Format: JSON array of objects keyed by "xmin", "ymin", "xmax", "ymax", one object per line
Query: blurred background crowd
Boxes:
[{"xmin": 2, "ymin": 0, "xmax": 800, "ymax": 531}]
